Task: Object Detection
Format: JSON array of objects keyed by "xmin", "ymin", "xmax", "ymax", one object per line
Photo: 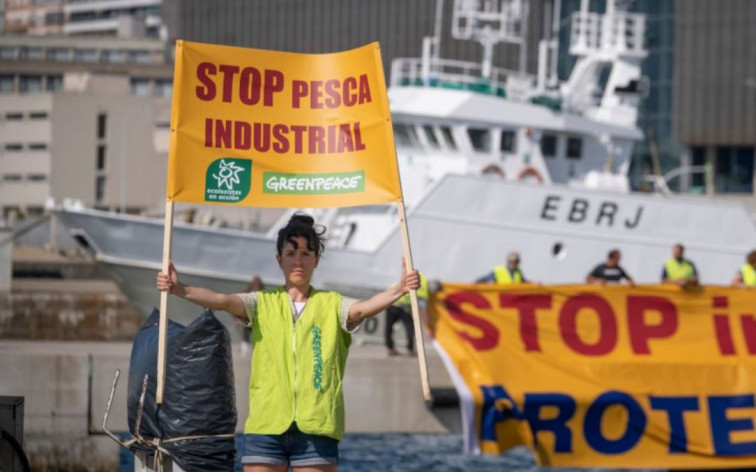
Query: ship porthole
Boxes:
[{"xmin": 552, "ymin": 242, "xmax": 567, "ymax": 260}]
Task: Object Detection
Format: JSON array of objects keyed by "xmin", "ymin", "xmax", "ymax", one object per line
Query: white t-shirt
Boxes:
[{"xmin": 236, "ymin": 290, "xmax": 360, "ymax": 333}]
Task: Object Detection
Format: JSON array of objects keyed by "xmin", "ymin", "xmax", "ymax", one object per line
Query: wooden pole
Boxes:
[
  {"xmin": 397, "ymin": 200, "xmax": 432, "ymax": 402},
  {"xmin": 156, "ymin": 200, "xmax": 174, "ymax": 404}
]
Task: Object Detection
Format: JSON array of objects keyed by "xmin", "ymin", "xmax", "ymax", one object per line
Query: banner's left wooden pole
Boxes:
[{"xmin": 157, "ymin": 200, "xmax": 174, "ymax": 404}]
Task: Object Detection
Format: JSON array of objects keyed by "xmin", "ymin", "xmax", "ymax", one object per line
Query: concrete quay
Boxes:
[{"xmin": 0, "ymin": 339, "xmax": 458, "ymax": 468}]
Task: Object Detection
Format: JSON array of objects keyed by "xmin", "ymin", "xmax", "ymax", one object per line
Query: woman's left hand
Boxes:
[{"xmin": 400, "ymin": 258, "xmax": 420, "ymax": 294}]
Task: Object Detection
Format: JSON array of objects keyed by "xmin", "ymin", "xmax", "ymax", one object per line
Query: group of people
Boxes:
[
  {"xmin": 155, "ymin": 213, "xmax": 756, "ymax": 471},
  {"xmin": 477, "ymin": 243, "xmax": 756, "ymax": 288}
]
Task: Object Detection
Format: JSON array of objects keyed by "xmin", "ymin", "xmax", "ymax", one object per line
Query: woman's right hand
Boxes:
[{"xmin": 156, "ymin": 261, "xmax": 179, "ymax": 294}]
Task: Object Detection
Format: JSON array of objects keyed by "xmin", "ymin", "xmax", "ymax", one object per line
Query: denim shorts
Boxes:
[{"xmin": 242, "ymin": 422, "xmax": 339, "ymax": 467}]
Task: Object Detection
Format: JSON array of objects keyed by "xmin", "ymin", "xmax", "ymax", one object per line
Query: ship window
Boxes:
[
  {"xmin": 3, "ymin": 174, "xmax": 22, "ymax": 182},
  {"xmin": 422, "ymin": 125, "xmax": 440, "ymax": 149},
  {"xmin": 5, "ymin": 112, "xmax": 23, "ymax": 120},
  {"xmin": 440, "ymin": 126, "xmax": 456, "ymax": 150},
  {"xmin": 541, "ymin": 134, "xmax": 557, "ymax": 157},
  {"xmin": 29, "ymin": 111, "xmax": 48, "ymax": 120},
  {"xmin": 468, "ymin": 128, "xmax": 491, "ymax": 153},
  {"xmin": 28, "ymin": 143, "xmax": 48, "ymax": 151},
  {"xmin": 500, "ymin": 130, "xmax": 516, "ymax": 153},
  {"xmin": 27, "ymin": 174, "xmax": 47, "ymax": 182},
  {"xmin": 5, "ymin": 143, "xmax": 23, "ymax": 151},
  {"xmin": 393, "ymin": 124, "xmax": 420, "ymax": 148},
  {"xmin": 567, "ymin": 137, "xmax": 582, "ymax": 159}
]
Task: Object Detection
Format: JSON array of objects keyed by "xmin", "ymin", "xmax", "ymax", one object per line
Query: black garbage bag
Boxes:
[{"xmin": 127, "ymin": 308, "xmax": 237, "ymax": 470}]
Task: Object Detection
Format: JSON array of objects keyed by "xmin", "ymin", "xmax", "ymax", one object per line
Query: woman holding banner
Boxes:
[{"xmin": 157, "ymin": 213, "xmax": 419, "ymax": 471}]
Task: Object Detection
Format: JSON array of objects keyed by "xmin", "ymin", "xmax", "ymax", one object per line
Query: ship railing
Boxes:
[
  {"xmin": 569, "ymin": 10, "xmax": 647, "ymax": 58},
  {"xmin": 390, "ymin": 57, "xmax": 536, "ymax": 101}
]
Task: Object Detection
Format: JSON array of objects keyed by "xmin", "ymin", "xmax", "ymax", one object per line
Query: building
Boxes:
[
  {"xmin": 63, "ymin": 0, "xmax": 163, "ymax": 37},
  {"xmin": 673, "ymin": 0, "xmax": 756, "ymax": 204},
  {"xmin": 2, "ymin": 0, "xmax": 162, "ymax": 38},
  {"xmin": 4, "ymin": 0, "xmax": 65, "ymax": 35},
  {"xmin": 0, "ymin": 35, "xmax": 172, "ymax": 218}
]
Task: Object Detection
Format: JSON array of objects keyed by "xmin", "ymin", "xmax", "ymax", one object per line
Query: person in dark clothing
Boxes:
[
  {"xmin": 385, "ymin": 303, "xmax": 415, "ymax": 356},
  {"xmin": 586, "ymin": 249, "xmax": 634, "ymax": 285},
  {"xmin": 385, "ymin": 273, "xmax": 428, "ymax": 356}
]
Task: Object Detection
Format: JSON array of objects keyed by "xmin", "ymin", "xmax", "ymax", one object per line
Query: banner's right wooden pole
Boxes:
[{"xmin": 396, "ymin": 200, "xmax": 432, "ymax": 402}]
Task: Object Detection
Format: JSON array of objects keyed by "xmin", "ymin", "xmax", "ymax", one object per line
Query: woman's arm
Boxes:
[
  {"xmin": 156, "ymin": 261, "xmax": 247, "ymax": 321},
  {"xmin": 348, "ymin": 259, "xmax": 420, "ymax": 325}
]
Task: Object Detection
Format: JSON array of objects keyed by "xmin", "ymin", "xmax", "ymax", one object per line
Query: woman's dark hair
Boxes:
[{"xmin": 276, "ymin": 213, "xmax": 326, "ymax": 256}]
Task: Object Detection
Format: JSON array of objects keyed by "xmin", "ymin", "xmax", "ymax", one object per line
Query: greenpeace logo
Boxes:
[
  {"xmin": 312, "ymin": 325, "xmax": 323, "ymax": 391},
  {"xmin": 263, "ymin": 171, "xmax": 365, "ymax": 195}
]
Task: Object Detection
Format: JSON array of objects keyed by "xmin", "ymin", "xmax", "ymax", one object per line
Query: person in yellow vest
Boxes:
[
  {"xmin": 661, "ymin": 243, "xmax": 699, "ymax": 287},
  {"xmin": 476, "ymin": 251, "xmax": 527, "ymax": 284},
  {"xmin": 386, "ymin": 272, "xmax": 428, "ymax": 356},
  {"xmin": 731, "ymin": 250, "xmax": 756, "ymax": 287},
  {"xmin": 157, "ymin": 214, "xmax": 420, "ymax": 471}
]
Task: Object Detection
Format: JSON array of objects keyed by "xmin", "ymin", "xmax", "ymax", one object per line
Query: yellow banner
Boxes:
[
  {"xmin": 430, "ymin": 284, "xmax": 756, "ymax": 468},
  {"xmin": 167, "ymin": 41, "xmax": 401, "ymax": 207}
]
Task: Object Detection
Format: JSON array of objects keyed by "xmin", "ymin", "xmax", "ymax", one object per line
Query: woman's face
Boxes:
[{"xmin": 277, "ymin": 236, "xmax": 319, "ymax": 286}]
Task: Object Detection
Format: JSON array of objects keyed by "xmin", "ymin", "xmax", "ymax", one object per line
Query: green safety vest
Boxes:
[
  {"xmin": 395, "ymin": 273, "xmax": 428, "ymax": 307},
  {"xmin": 742, "ymin": 264, "xmax": 756, "ymax": 287},
  {"xmin": 493, "ymin": 265, "xmax": 523, "ymax": 284},
  {"xmin": 245, "ymin": 287, "xmax": 350, "ymax": 440},
  {"xmin": 664, "ymin": 258, "xmax": 695, "ymax": 281}
]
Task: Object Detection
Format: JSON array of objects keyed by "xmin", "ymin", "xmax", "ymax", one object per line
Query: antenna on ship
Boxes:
[{"xmin": 451, "ymin": 0, "xmax": 530, "ymax": 79}]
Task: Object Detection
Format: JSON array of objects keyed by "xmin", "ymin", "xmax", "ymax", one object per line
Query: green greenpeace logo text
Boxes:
[
  {"xmin": 205, "ymin": 158, "xmax": 251, "ymax": 203},
  {"xmin": 263, "ymin": 171, "xmax": 365, "ymax": 195}
]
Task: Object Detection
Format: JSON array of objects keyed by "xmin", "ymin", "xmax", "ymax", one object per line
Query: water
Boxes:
[{"xmin": 119, "ymin": 433, "xmax": 663, "ymax": 471}]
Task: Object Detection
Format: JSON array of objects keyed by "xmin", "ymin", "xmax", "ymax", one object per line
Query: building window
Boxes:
[
  {"xmin": 97, "ymin": 113, "xmax": 107, "ymax": 139},
  {"xmin": 690, "ymin": 146, "xmax": 706, "ymax": 190},
  {"xmin": 29, "ymin": 111, "xmax": 48, "ymax": 120},
  {"xmin": 0, "ymin": 75, "xmax": 14, "ymax": 93},
  {"xmin": 102, "ymin": 50, "xmax": 126, "ymax": 64},
  {"xmin": 4, "ymin": 143, "xmax": 23, "ymax": 151},
  {"xmin": 129, "ymin": 50, "xmax": 152, "ymax": 64},
  {"xmin": 566, "ymin": 137, "xmax": 582, "ymax": 159},
  {"xmin": 47, "ymin": 48, "xmax": 72, "ymax": 62},
  {"xmin": 468, "ymin": 128, "xmax": 491, "ymax": 153},
  {"xmin": 130, "ymin": 78, "xmax": 150, "ymax": 97},
  {"xmin": 19, "ymin": 47, "xmax": 43, "ymax": 61},
  {"xmin": 19, "ymin": 75, "xmax": 42, "ymax": 93},
  {"xmin": 440, "ymin": 126, "xmax": 456, "ymax": 150},
  {"xmin": 541, "ymin": 134, "xmax": 557, "ymax": 157},
  {"xmin": 27, "ymin": 174, "xmax": 47, "ymax": 182},
  {"xmin": 154, "ymin": 79, "xmax": 172, "ymax": 98},
  {"xmin": 422, "ymin": 125, "xmax": 440, "ymax": 149},
  {"xmin": 75, "ymin": 49, "xmax": 99, "ymax": 63},
  {"xmin": 28, "ymin": 143, "xmax": 48, "ymax": 151},
  {"xmin": 97, "ymin": 145, "xmax": 106, "ymax": 170},
  {"xmin": 45, "ymin": 11, "xmax": 64, "ymax": 25},
  {"xmin": 96, "ymin": 176, "xmax": 106, "ymax": 202},
  {"xmin": 0, "ymin": 47, "xmax": 15, "ymax": 60},
  {"xmin": 715, "ymin": 147, "xmax": 754, "ymax": 194},
  {"xmin": 3, "ymin": 174, "xmax": 22, "ymax": 182},
  {"xmin": 46, "ymin": 75, "xmax": 63, "ymax": 92},
  {"xmin": 500, "ymin": 130, "xmax": 516, "ymax": 153},
  {"xmin": 5, "ymin": 112, "xmax": 23, "ymax": 120}
]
